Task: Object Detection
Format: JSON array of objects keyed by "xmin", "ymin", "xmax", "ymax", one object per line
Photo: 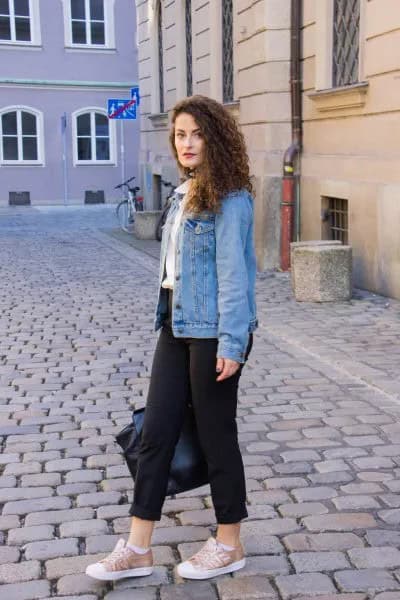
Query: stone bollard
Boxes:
[
  {"xmin": 290, "ymin": 241, "xmax": 352, "ymax": 302},
  {"xmin": 290, "ymin": 241, "xmax": 342, "ymax": 292},
  {"xmin": 133, "ymin": 210, "xmax": 162, "ymax": 240}
]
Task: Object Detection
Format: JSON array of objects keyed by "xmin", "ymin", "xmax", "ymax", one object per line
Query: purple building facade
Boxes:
[{"xmin": 0, "ymin": 0, "xmax": 139, "ymax": 205}]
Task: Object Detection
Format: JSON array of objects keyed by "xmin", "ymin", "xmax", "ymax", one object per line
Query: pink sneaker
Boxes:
[
  {"xmin": 85, "ymin": 538, "xmax": 153, "ymax": 581},
  {"xmin": 177, "ymin": 537, "xmax": 245, "ymax": 580}
]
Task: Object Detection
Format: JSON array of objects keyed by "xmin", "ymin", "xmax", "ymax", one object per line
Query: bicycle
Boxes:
[
  {"xmin": 155, "ymin": 179, "xmax": 177, "ymax": 241},
  {"xmin": 115, "ymin": 176, "xmax": 143, "ymax": 234}
]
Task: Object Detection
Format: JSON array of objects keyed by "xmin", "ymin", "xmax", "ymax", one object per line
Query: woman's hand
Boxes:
[{"xmin": 216, "ymin": 357, "xmax": 240, "ymax": 382}]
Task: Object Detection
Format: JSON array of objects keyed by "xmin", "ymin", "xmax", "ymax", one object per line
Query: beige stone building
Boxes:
[
  {"xmin": 301, "ymin": 0, "xmax": 400, "ymax": 299},
  {"xmin": 135, "ymin": 0, "xmax": 292, "ymax": 271},
  {"xmin": 135, "ymin": 0, "xmax": 400, "ymax": 299}
]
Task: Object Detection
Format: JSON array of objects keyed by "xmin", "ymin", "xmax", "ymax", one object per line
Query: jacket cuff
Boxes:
[{"xmin": 217, "ymin": 342, "xmax": 246, "ymax": 364}]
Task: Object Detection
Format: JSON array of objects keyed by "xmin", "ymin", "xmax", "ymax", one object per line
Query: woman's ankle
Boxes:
[
  {"xmin": 128, "ymin": 516, "xmax": 155, "ymax": 549},
  {"xmin": 216, "ymin": 523, "xmax": 241, "ymax": 548}
]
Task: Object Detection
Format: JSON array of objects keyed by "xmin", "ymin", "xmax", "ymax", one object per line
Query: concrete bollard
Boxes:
[
  {"xmin": 133, "ymin": 210, "xmax": 162, "ymax": 240},
  {"xmin": 290, "ymin": 242, "xmax": 352, "ymax": 302},
  {"xmin": 290, "ymin": 241, "xmax": 342, "ymax": 292}
]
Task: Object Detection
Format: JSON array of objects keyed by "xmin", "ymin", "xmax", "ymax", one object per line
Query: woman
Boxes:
[{"xmin": 86, "ymin": 95, "xmax": 258, "ymax": 581}]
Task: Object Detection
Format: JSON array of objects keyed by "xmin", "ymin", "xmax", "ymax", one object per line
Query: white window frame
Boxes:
[
  {"xmin": 62, "ymin": 0, "xmax": 115, "ymax": 50},
  {"xmin": 0, "ymin": 105, "xmax": 44, "ymax": 166},
  {"xmin": 72, "ymin": 107, "xmax": 116, "ymax": 166},
  {"xmin": 0, "ymin": 0, "xmax": 41, "ymax": 46}
]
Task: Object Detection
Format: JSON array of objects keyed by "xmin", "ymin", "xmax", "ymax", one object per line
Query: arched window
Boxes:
[
  {"xmin": 185, "ymin": 0, "xmax": 192, "ymax": 96},
  {"xmin": 222, "ymin": 0, "xmax": 233, "ymax": 103},
  {"xmin": 73, "ymin": 108, "xmax": 115, "ymax": 164},
  {"xmin": 157, "ymin": 0, "xmax": 164, "ymax": 112},
  {"xmin": 0, "ymin": 107, "xmax": 43, "ymax": 164}
]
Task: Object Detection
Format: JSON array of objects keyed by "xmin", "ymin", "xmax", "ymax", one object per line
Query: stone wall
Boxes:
[{"xmin": 300, "ymin": 0, "xmax": 400, "ymax": 299}]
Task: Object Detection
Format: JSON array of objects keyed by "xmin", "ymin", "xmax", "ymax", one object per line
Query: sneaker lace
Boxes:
[
  {"xmin": 191, "ymin": 540, "xmax": 224, "ymax": 567},
  {"xmin": 100, "ymin": 546, "xmax": 130, "ymax": 567}
]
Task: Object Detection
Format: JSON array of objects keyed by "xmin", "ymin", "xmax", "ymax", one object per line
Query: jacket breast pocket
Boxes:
[
  {"xmin": 184, "ymin": 218, "xmax": 215, "ymax": 235},
  {"xmin": 184, "ymin": 218, "xmax": 216, "ymax": 258}
]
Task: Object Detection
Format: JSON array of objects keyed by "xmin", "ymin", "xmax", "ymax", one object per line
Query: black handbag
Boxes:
[{"xmin": 115, "ymin": 404, "xmax": 209, "ymax": 496}]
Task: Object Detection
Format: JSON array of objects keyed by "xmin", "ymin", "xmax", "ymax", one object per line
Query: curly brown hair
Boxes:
[{"xmin": 169, "ymin": 95, "xmax": 252, "ymax": 213}]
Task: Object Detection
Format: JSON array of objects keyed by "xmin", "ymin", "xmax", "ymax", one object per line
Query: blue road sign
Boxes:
[
  {"xmin": 130, "ymin": 86, "xmax": 140, "ymax": 106},
  {"xmin": 107, "ymin": 98, "xmax": 136, "ymax": 120}
]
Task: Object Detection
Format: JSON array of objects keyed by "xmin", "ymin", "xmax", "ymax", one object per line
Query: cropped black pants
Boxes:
[{"xmin": 130, "ymin": 291, "xmax": 253, "ymax": 524}]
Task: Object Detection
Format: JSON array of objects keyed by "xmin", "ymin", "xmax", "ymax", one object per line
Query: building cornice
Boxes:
[{"xmin": 0, "ymin": 78, "xmax": 138, "ymax": 91}]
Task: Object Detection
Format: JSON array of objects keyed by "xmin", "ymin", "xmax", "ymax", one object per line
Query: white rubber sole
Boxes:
[
  {"xmin": 177, "ymin": 557, "xmax": 246, "ymax": 580},
  {"xmin": 85, "ymin": 565, "xmax": 153, "ymax": 581}
]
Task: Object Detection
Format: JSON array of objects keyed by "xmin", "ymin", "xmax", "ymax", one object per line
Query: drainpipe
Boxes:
[{"xmin": 280, "ymin": 0, "xmax": 303, "ymax": 271}]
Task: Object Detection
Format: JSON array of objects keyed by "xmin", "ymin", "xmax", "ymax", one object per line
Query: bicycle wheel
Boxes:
[{"xmin": 117, "ymin": 200, "xmax": 135, "ymax": 234}]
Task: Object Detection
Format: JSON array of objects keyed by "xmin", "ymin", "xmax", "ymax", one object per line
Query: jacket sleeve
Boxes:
[{"xmin": 215, "ymin": 191, "xmax": 252, "ymax": 363}]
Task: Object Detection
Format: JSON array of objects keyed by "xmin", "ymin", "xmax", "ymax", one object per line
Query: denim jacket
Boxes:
[{"xmin": 154, "ymin": 185, "xmax": 258, "ymax": 363}]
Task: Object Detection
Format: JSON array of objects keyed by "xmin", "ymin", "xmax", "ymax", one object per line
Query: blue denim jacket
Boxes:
[{"xmin": 154, "ymin": 186, "xmax": 258, "ymax": 363}]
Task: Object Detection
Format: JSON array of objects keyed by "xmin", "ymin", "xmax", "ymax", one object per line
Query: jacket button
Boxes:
[
  {"xmin": 175, "ymin": 275, "xmax": 180, "ymax": 280},
  {"xmin": 195, "ymin": 224, "xmax": 201, "ymax": 233},
  {"xmin": 175, "ymin": 304, "xmax": 181, "ymax": 309}
]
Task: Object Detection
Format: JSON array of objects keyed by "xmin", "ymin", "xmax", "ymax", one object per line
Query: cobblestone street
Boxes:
[{"xmin": 1, "ymin": 206, "xmax": 400, "ymax": 600}]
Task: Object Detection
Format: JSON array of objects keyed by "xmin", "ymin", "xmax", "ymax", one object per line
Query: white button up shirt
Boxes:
[{"xmin": 161, "ymin": 179, "xmax": 191, "ymax": 290}]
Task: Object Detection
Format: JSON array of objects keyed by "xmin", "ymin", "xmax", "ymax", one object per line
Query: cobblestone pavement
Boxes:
[{"xmin": 1, "ymin": 206, "xmax": 400, "ymax": 600}]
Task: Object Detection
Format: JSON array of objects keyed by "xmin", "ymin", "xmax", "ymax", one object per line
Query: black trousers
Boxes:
[{"xmin": 130, "ymin": 291, "xmax": 253, "ymax": 524}]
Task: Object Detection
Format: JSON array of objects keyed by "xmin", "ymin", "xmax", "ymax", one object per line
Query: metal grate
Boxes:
[
  {"xmin": 222, "ymin": 0, "xmax": 233, "ymax": 103},
  {"xmin": 157, "ymin": 0, "xmax": 164, "ymax": 113},
  {"xmin": 333, "ymin": 0, "xmax": 360, "ymax": 87},
  {"xmin": 185, "ymin": 0, "xmax": 192, "ymax": 96},
  {"xmin": 84, "ymin": 190, "xmax": 105, "ymax": 204},
  {"xmin": 328, "ymin": 197, "xmax": 348, "ymax": 244},
  {"xmin": 9, "ymin": 191, "xmax": 30, "ymax": 206}
]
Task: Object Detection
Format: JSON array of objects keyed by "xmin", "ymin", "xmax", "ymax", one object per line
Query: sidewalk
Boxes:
[
  {"xmin": 105, "ymin": 228, "xmax": 400, "ymax": 404},
  {"xmin": 1, "ymin": 220, "xmax": 400, "ymax": 600}
]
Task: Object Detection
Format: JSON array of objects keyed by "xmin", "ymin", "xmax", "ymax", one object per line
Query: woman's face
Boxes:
[{"xmin": 174, "ymin": 113, "xmax": 205, "ymax": 170}]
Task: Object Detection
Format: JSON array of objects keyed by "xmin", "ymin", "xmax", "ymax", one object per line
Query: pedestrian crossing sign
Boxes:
[{"xmin": 107, "ymin": 98, "xmax": 137, "ymax": 120}]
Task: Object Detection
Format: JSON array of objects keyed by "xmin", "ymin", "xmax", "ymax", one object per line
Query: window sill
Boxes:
[
  {"xmin": 0, "ymin": 41, "xmax": 42, "ymax": 50},
  {"xmin": 65, "ymin": 45, "xmax": 116, "ymax": 53},
  {"xmin": 1, "ymin": 161, "xmax": 44, "ymax": 166},
  {"xmin": 223, "ymin": 100, "xmax": 240, "ymax": 119},
  {"xmin": 74, "ymin": 161, "xmax": 116, "ymax": 166},
  {"xmin": 149, "ymin": 112, "xmax": 169, "ymax": 128},
  {"xmin": 308, "ymin": 82, "xmax": 369, "ymax": 112}
]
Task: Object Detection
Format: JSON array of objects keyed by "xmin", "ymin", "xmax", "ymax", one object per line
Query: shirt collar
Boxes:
[{"xmin": 174, "ymin": 179, "xmax": 191, "ymax": 195}]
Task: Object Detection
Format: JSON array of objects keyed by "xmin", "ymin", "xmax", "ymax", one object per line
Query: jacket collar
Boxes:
[{"xmin": 174, "ymin": 179, "xmax": 191, "ymax": 195}]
